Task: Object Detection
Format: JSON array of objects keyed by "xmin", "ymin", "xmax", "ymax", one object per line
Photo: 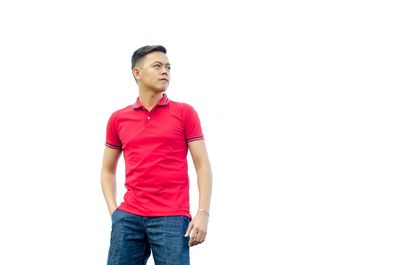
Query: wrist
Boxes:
[{"xmin": 197, "ymin": 208, "xmax": 210, "ymax": 216}]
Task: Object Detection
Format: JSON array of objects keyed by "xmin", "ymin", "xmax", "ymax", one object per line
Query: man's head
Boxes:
[{"xmin": 131, "ymin": 45, "xmax": 170, "ymax": 93}]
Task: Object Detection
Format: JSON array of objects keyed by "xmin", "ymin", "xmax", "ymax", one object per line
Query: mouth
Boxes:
[{"xmin": 160, "ymin": 78, "xmax": 169, "ymax": 83}]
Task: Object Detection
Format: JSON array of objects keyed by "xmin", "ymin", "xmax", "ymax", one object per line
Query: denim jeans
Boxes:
[{"xmin": 107, "ymin": 209, "xmax": 190, "ymax": 265}]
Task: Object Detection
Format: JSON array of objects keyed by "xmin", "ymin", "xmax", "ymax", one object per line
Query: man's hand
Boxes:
[{"xmin": 184, "ymin": 211, "xmax": 209, "ymax": 247}]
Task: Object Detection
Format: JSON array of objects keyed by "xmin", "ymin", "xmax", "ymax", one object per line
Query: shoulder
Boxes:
[
  {"xmin": 168, "ymin": 99, "xmax": 197, "ymax": 112},
  {"xmin": 109, "ymin": 105, "xmax": 133, "ymax": 120},
  {"xmin": 168, "ymin": 100, "xmax": 201, "ymax": 125}
]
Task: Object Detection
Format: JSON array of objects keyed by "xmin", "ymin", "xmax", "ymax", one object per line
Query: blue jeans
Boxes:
[{"xmin": 107, "ymin": 209, "xmax": 190, "ymax": 265}]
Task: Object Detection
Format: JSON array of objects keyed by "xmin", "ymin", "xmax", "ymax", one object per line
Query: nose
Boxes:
[{"xmin": 161, "ymin": 65, "xmax": 169, "ymax": 75}]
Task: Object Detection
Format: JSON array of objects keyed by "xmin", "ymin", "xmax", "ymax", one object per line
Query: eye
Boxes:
[{"xmin": 153, "ymin": 63, "xmax": 161, "ymax": 68}]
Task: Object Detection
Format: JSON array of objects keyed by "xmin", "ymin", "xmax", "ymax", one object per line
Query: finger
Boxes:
[
  {"xmin": 191, "ymin": 228, "xmax": 199, "ymax": 236},
  {"xmin": 196, "ymin": 231, "xmax": 206, "ymax": 244},
  {"xmin": 189, "ymin": 230, "xmax": 200, "ymax": 247},
  {"xmin": 190, "ymin": 238, "xmax": 198, "ymax": 247},
  {"xmin": 198, "ymin": 232, "xmax": 206, "ymax": 243},
  {"xmin": 189, "ymin": 236, "xmax": 197, "ymax": 247},
  {"xmin": 185, "ymin": 222, "xmax": 193, "ymax": 237},
  {"xmin": 190, "ymin": 230, "xmax": 197, "ymax": 242},
  {"xmin": 192, "ymin": 238, "xmax": 202, "ymax": 247}
]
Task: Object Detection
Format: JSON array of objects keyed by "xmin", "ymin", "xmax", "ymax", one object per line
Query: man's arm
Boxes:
[
  {"xmin": 185, "ymin": 140, "xmax": 213, "ymax": 247},
  {"xmin": 100, "ymin": 146, "xmax": 122, "ymax": 216}
]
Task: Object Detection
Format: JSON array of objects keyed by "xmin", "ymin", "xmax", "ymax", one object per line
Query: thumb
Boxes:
[{"xmin": 185, "ymin": 222, "xmax": 193, "ymax": 237}]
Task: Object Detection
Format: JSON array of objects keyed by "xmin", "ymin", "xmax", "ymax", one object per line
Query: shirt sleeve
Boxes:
[
  {"xmin": 184, "ymin": 105, "xmax": 204, "ymax": 143},
  {"xmin": 105, "ymin": 112, "xmax": 122, "ymax": 150}
]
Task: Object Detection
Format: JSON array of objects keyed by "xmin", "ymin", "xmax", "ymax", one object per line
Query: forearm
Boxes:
[
  {"xmin": 186, "ymin": 164, "xmax": 212, "ymax": 247},
  {"xmin": 101, "ymin": 171, "xmax": 117, "ymax": 215},
  {"xmin": 196, "ymin": 164, "xmax": 213, "ymax": 212}
]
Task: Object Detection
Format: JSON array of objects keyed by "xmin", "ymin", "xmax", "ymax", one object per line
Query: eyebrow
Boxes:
[{"xmin": 152, "ymin": 61, "xmax": 170, "ymax": 66}]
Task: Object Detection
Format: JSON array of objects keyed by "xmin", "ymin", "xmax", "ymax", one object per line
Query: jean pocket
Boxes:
[
  {"xmin": 111, "ymin": 209, "xmax": 119, "ymax": 220},
  {"xmin": 184, "ymin": 216, "xmax": 191, "ymax": 225}
]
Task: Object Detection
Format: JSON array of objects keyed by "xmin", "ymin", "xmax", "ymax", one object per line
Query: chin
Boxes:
[{"xmin": 152, "ymin": 85, "xmax": 168, "ymax": 93}]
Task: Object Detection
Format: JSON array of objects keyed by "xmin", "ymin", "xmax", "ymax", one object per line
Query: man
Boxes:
[{"xmin": 101, "ymin": 45, "xmax": 212, "ymax": 265}]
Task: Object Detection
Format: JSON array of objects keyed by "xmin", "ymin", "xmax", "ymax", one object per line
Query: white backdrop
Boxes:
[{"xmin": 0, "ymin": 0, "xmax": 399, "ymax": 264}]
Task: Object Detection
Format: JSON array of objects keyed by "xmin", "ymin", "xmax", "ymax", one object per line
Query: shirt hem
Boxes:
[{"xmin": 118, "ymin": 205, "xmax": 192, "ymax": 219}]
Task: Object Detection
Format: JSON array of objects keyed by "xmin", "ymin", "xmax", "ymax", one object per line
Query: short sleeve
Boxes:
[
  {"xmin": 184, "ymin": 105, "xmax": 204, "ymax": 143},
  {"xmin": 105, "ymin": 112, "xmax": 122, "ymax": 150}
]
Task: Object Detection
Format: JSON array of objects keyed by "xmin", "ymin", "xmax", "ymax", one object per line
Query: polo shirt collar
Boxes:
[{"xmin": 133, "ymin": 94, "xmax": 169, "ymax": 109}]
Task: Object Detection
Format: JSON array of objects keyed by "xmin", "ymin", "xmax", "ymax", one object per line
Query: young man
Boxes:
[{"xmin": 101, "ymin": 45, "xmax": 212, "ymax": 265}]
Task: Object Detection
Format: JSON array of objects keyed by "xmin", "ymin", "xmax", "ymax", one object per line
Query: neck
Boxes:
[{"xmin": 138, "ymin": 90, "xmax": 164, "ymax": 111}]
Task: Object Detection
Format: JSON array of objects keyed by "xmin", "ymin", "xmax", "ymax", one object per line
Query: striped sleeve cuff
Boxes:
[
  {"xmin": 186, "ymin": 136, "xmax": 205, "ymax": 143},
  {"xmin": 105, "ymin": 142, "xmax": 122, "ymax": 150}
]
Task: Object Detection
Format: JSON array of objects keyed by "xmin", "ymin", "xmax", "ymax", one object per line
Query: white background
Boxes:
[{"xmin": 0, "ymin": 0, "xmax": 399, "ymax": 264}]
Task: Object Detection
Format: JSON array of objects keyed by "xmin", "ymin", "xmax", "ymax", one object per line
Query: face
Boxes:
[{"xmin": 133, "ymin": 51, "xmax": 171, "ymax": 93}]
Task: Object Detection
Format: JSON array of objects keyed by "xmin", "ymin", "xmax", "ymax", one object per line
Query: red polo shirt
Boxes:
[{"xmin": 105, "ymin": 94, "xmax": 204, "ymax": 218}]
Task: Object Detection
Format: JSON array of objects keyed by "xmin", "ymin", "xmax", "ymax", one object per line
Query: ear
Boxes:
[{"xmin": 132, "ymin": 67, "xmax": 140, "ymax": 80}]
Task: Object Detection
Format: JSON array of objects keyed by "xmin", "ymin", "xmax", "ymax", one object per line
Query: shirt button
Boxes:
[{"xmin": 147, "ymin": 116, "xmax": 150, "ymax": 120}]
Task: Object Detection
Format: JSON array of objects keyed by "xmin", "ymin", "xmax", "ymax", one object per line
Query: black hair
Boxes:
[{"xmin": 131, "ymin": 45, "xmax": 167, "ymax": 69}]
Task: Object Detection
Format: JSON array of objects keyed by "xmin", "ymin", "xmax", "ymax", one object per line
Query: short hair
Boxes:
[{"xmin": 131, "ymin": 45, "xmax": 167, "ymax": 69}]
